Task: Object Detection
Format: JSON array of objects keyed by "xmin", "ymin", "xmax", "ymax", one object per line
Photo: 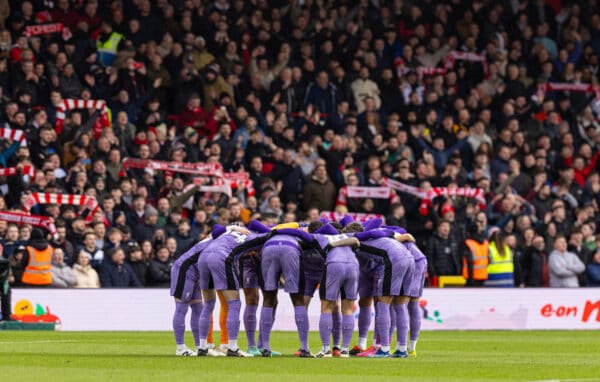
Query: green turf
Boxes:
[{"xmin": 1, "ymin": 331, "xmax": 600, "ymax": 382}]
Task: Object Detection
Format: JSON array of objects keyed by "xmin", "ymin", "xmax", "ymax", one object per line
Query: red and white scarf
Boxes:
[
  {"xmin": 444, "ymin": 50, "xmax": 488, "ymax": 78},
  {"xmin": 123, "ymin": 158, "xmax": 256, "ymax": 196},
  {"xmin": 0, "ymin": 211, "xmax": 57, "ymax": 239},
  {"xmin": 538, "ymin": 82, "xmax": 600, "ymax": 99},
  {"xmin": 55, "ymin": 99, "xmax": 110, "ymax": 137},
  {"xmin": 320, "ymin": 211, "xmax": 385, "ymax": 224},
  {"xmin": 193, "ymin": 177, "xmax": 232, "ymax": 197},
  {"xmin": 0, "ymin": 165, "xmax": 36, "ymax": 177},
  {"xmin": 23, "ymin": 193, "xmax": 100, "ymax": 223},
  {"xmin": 0, "ymin": 126, "xmax": 27, "ymax": 147},
  {"xmin": 417, "ymin": 67, "xmax": 447, "ymax": 79},
  {"xmin": 23, "ymin": 23, "xmax": 71, "ymax": 40},
  {"xmin": 383, "ymin": 178, "xmax": 486, "ymax": 215},
  {"xmin": 122, "ymin": 158, "xmax": 224, "ymax": 176}
]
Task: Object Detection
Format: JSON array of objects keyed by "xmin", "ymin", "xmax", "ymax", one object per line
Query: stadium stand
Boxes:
[{"xmin": 0, "ymin": 0, "xmax": 600, "ymax": 294}]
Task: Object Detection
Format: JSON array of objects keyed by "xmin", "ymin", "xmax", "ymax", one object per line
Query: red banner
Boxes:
[
  {"xmin": 0, "ymin": 165, "xmax": 35, "ymax": 177},
  {"xmin": 0, "ymin": 211, "xmax": 57, "ymax": 238}
]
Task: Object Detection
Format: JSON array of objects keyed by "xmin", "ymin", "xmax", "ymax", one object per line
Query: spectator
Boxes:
[
  {"xmin": 426, "ymin": 220, "xmax": 461, "ymax": 278},
  {"xmin": 99, "ymin": 247, "xmax": 141, "ymax": 288},
  {"xmin": 146, "ymin": 246, "xmax": 172, "ymax": 287},
  {"xmin": 126, "ymin": 245, "xmax": 149, "ymax": 286},
  {"xmin": 302, "ymin": 164, "xmax": 336, "ymax": 213},
  {"xmin": 50, "ymin": 248, "xmax": 77, "ymax": 288},
  {"xmin": 72, "ymin": 251, "xmax": 100, "ymax": 288},
  {"xmin": 587, "ymin": 249, "xmax": 600, "ymax": 287},
  {"xmin": 521, "ymin": 236, "xmax": 550, "ymax": 287},
  {"xmin": 80, "ymin": 232, "xmax": 104, "ymax": 270},
  {"xmin": 549, "ymin": 235, "xmax": 586, "ymax": 288}
]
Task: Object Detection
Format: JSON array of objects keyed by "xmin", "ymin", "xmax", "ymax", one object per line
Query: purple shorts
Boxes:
[
  {"xmin": 358, "ymin": 257, "xmax": 381, "ymax": 297},
  {"xmin": 303, "ymin": 269, "xmax": 322, "ymax": 297},
  {"xmin": 404, "ymin": 258, "xmax": 427, "ymax": 297},
  {"xmin": 359, "ymin": 256, "xmax": 414, "ymax": 297},
  {"xmin": 240, "ymin": 256, "xmax": 260, "ymax": 289},
  {"xmin": 302, "ymin": 250, "xmax": 323, "ymax": 297},
  {"xmin": 170, "ymin": 263, "xmax": 201, "ymax": 303},
  {"xmin": 261, "ymin": 244, "xmax": 301, "ymax": 293},
  {"xmin": 199, "ymin": 251, "xmax": 239, "ymax": 291},
  {"xmin": 320, "ymin": 262, "xmax": 359, "ymax": 301}
]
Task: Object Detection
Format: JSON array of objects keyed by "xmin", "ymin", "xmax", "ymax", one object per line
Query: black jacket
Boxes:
[
  {"xmin": 426, "ymin": 233, "xmax": 461, "ymax": 276},
  {"xmin": 147, "ymin": 258, "xmax": 172, "ymax": 287},
  {"xmin": 520, "ymin": 246, "xmax": 549, "ymax": 287}
]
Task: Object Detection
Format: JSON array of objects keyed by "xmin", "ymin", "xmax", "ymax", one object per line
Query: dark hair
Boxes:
[
  {"xmin": 342, "ymin": 222, "xmax": 364, "ymax": 233},
  {"xmin": 308, "ymin": 221, "xmax": 324, "ymax": 233}
]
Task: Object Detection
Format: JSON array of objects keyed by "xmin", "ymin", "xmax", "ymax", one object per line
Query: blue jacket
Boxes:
[
  {"xmin": 99, "ymin": 261, "xmax": 142, "ymax": 287},
  {"xmin": 0, "ymin": 141, "xmax": 20, "ymax": 168},
  {"xmin": 304, "ymin": 82, "xmax": 338, "ymax": 116},
  {"xmin": 587, "ymin": 263, "xmax": 600, "ymax": 286}
]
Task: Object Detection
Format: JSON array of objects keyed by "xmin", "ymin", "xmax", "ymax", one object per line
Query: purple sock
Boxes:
[
  {"xmin": 394, "ymin": 303, "xmax": 409, "ymax": 347},
  {"xmin": 373, "ymin": 302, "xmax": 380, "ymax": 345},
  {"xmin": 173, "ymin": 302, "xmax": 188, "ymax": 345},
  {"xmin": 198, "ymin": 299, "xmax": 215, "ymax": 342},
  {"xmin": 190, "ymin": 302, "xmax": 202, "ymax": 347},
  {"xmin": 389, "ymin": 303, "xmax": 396, "ymax": 343},
  {"xmin": 341, "ymin": 314, "xmax": 354, "ymax": 349},
  {"xmin": 408, "ymin": 300, "xmax": 421, "ymax": 341},
  {"xmin": 319, "ymin": 313, "xmax": 332, "ymax": 348},
  {"xmin": 294, "ymin": 305, "xmax": 309, "ymax": 351},
  {"xmin": 332, "ymin": 310, "xmax": 342, "ymax": 347},
  {"xmin": 226, "ymin": 299, "xmax": 241, "ymax": 343},
  {"xmin": 358, "ymin": 305, "xmax": 371, "ymax": 339},
  {"xmin": 259, "ymin": 306, "xmax": 274, "ymax": 350},
  {"xmin": 244, "ymin": 304, "xmax": 258, "ymax": 347},
  {"xmin": 376, "ymin": 302, "xmax": 391, "ymax": 348}
]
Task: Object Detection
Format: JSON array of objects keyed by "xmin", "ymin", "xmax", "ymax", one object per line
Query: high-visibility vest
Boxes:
[
  {"xmin": 485, "ymin": 242, "xmax": 514, "ymax": 287},
  {"xmin": 21, "ymin": 246, "xmax": 53, "ymax": 285},
  {"xmin": 463, "ymin": 239, "xmax": 489, "ymax": 280},
  {"xmin": 487, "ymin": 242, "xmax": 514, "ymax": 275},
  {"xmin": 96, "ymin": 32, "xmax": 123, "ymax": 67}
]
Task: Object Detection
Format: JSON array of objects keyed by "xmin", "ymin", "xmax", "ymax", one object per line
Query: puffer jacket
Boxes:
[{"xmin": 426, "ymin": 233, "xmax": 461, "ymax": 276}]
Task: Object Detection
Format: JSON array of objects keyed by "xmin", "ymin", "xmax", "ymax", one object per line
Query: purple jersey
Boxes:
[
  {"xmin": 170, "ymin": 237, "xmax": 212, "ymax": 300},
  {"xmin": 313, "ymin": 233, "xmax": 358, "ymax": 265},
  {"xmin": 203, "ymin": 230, "xmax": 249, "ymax": 261}
]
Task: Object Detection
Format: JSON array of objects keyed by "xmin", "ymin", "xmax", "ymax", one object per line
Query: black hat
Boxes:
[{"xmin": 30, "ymin": 228, "xmax": 44, "ymax": 241}]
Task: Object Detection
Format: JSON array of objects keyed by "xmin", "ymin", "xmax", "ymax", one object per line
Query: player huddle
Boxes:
[{"xmin": 170, "ymin": 217, "xmax": 427, "ymax": 358}]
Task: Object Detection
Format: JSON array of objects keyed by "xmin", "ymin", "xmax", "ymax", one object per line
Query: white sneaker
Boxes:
[
  {"xmin": 315, "ymin": 350, "xmax": 332, "ymax": 358},
  {"xmin": 207, "ymin": 348, "xmax": 226, "ymax": 357},
  {"xmin": 176, "ymin": 347, "xmax": 196, "ymax": 356}
]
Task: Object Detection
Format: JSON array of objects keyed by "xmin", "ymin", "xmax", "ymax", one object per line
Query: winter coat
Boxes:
[
  {"xmin": 521, "ymin": 247, "xmax": 549, "ymax": 287},
  {"xmin": 147, "ymin": 258, "xmax": 172, "ymax": 287},
  {"xmin": 73, "ymin": 263, "xmax": 100, "ymax": 288},
  {"xmin": 302, "ymin": 175, "xmax": 337, "ymax": 212},
  {"xmin": 548, "ymin": 250, "xmax": 586, "ymax": 287},
  {"xmin": 99, "ymin": 261, "xmax": 141, "ymax": 287},
  {"xmin": 50, "ymin": 263, "xmax": 78, "ymax": 288},
  {"xmin": 587, "ymin": 262, "xmax": 600, "ymax": 286},
  {"xmin": 426, "ymin": 233, "xmax": 461, "ymax": 276}
]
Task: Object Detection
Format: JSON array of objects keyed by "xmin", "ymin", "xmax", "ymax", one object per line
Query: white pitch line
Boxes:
[{"xmin": 0, "ymin": 340, "xmax": 79, "ymax": 344}]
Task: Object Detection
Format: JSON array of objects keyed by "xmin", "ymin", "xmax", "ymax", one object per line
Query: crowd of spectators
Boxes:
[{"xmin": 0, "ymin": 0, "xmax": 600, "ymax": 289}]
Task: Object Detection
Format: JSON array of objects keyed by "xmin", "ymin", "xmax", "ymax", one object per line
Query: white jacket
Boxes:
[
  {"xmin": 73, "ymin": 263, "xmax": 101, "ymax": 288},
  {"xmin": 548, "ymin": 250, "xmax": 586, "ymax": 287}
]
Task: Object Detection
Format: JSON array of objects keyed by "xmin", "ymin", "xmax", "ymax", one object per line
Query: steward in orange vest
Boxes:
[
  {"xmin": 463, "ymin": 229, "xmax": 489, "ymax": 287},
  {"xmin": 21, "ymin": 228, "xmax": 53, "ymax": 286}
]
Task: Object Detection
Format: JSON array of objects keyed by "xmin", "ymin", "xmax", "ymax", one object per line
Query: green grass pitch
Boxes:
[{"xmin": 1, "ymin": 331, "xmax": 600, "ymax": 382}]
